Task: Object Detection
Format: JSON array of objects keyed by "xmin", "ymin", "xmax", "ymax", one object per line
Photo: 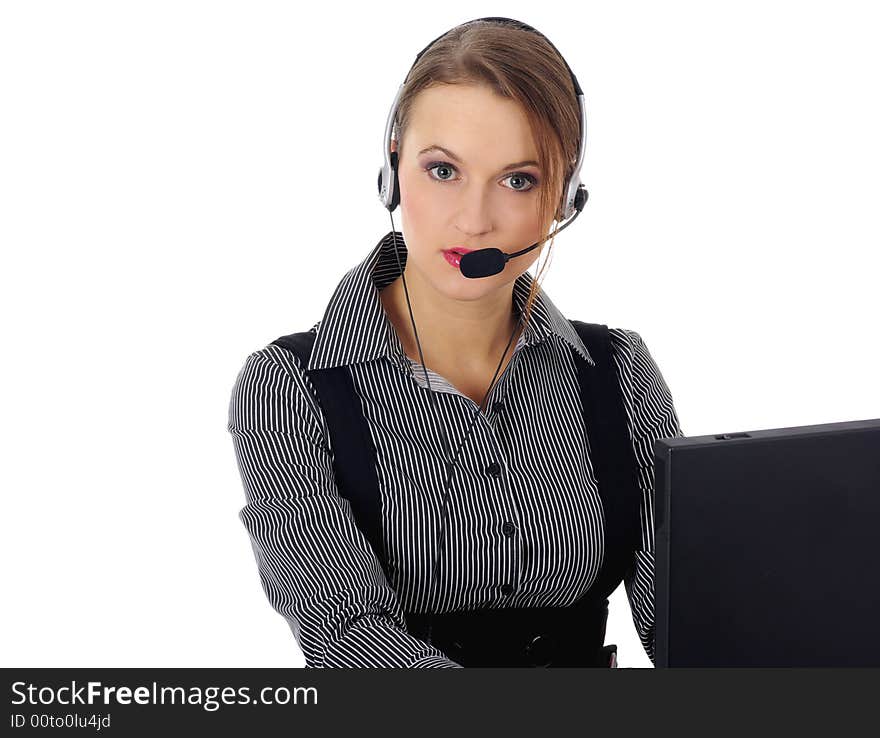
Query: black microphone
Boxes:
[
  {"xmin": 458, "ymin": 186, "xmax": 588, "ymax": 278},
  {"xmin": 459, "ymin": 240, "xmax": 540, "ymax": 278}
]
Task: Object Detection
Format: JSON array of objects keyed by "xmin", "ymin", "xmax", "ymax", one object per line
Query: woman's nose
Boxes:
[{"xmin": 454, "ymin": 185, "xmax": 494, "ymax": 235}]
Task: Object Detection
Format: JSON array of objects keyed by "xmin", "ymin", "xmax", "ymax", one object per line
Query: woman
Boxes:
[{"xmin": 227, "ymin": 17, "xmax": 684, "ymax": 668}]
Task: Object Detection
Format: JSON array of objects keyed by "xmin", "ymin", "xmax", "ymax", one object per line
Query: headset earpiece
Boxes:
[
  {"xmin": 377, "ymin": 146, "xmax": 400, "ymax": 212},
  {"xmin": 388, "ymin": 151, "xmax": 400, "ymax": 211}
]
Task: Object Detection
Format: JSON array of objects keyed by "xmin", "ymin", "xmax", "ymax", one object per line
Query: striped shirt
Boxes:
[{"xmin": 227, "ymin": 230, "xmax": 684, "ymax": 668}]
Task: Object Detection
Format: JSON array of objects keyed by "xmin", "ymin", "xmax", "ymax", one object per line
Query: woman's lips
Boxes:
[
  {"xmin": 442, "ymin": 247, "xmax": 475, "ymax": 269},
  {"xmin": 442, "ymin": 250, "xmax": 463, "ymax": 268}
]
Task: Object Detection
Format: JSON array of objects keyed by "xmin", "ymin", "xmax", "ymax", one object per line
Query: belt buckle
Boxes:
[{"xmin": 524, "ymin": 633, "xmax": 557, "ymax": 667}]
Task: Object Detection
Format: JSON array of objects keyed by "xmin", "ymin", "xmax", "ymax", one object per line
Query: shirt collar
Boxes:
[{"xmin": 307, "ymin": 230, "xmax": 594, "ymax": 372}]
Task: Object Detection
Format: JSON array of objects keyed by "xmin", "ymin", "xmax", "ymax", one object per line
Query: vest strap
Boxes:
[{"xmin": 272, "ymin": 331, "xmax": 391, "ymax": 582}]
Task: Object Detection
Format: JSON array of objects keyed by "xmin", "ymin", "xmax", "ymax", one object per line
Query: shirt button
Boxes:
[
  {"xmin": 500, "ymin": 583, "xmax": 515, "ymax": 596},
  {"xmin": 493, "ymin": 401, "xmax": 505, "ymax": 414},
  {"xmin": 501, "ymin": 521, "xmax": 516, "ymax": 537},
  {"xmin": 485, "ymin": 460, "xmax": 502, "ymax": 478}
]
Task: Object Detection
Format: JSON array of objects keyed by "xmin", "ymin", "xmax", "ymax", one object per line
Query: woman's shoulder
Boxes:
[
  {"xmin": 607, "ymin": 325, "xmax": 647, "ymax": 357},
  {"xmin": 227, "ymin": 321, "xmax": 331, "ymax": 448},
  {"xmin": 229, "ymin": 320, "xmax": 326, "ymax": 420},
  {"xmin": 602, "ymin": 324, "xmax": 659, "ymax": 378},
  {"xmin": 238, "ymin": 319, "xmax": 322, "ymax": 372},
  {"xmin": 567, "ymin": 320, "xmax": 646, "ymax": 361},
  {"xmin": 602, "ymin": 324, "xmax": 682, "ymax": 438}
]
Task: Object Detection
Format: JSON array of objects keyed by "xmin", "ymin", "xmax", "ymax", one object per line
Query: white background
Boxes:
[{"xmin": 2, "ymin": 0, "xmax": 877, "ymax": 669}]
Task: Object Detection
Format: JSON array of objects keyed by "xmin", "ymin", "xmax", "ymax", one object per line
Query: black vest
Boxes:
[{"xmin": 272, "ymin": 320, "xmax": 641, "ymax": 666}]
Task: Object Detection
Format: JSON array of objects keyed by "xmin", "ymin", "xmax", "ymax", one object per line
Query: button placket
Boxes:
[{"xmin": 480, "ymin": 435, "xmax": 519, "ymax": 606}]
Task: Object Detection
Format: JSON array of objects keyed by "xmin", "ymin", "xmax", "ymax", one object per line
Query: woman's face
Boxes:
[{"xmin": 392, "ymin": 82, "xmax": 551, "ymax": 303}]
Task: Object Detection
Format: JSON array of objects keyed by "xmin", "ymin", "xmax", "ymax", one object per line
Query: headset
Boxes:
[{"xmin": 374, "ymin": 16, "xmax": 589, "ymax": 649}]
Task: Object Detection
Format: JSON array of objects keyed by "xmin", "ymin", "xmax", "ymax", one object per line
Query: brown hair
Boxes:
[{"xmin": 393, "ymin": 19, "xmax": 582, "ymax": 334}]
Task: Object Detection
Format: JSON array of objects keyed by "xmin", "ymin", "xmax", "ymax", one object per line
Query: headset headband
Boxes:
[{"xmin": 413, "ymin": 17, "xmax": 583, "ymax": 96}]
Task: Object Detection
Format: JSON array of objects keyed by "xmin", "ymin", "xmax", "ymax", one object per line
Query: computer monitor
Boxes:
[{"xmin": 654, "ymin": 417, "xmax": 880, "ymax": 667}]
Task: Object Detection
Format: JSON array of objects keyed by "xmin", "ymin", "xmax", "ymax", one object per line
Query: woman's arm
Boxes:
[
  {"xmin": 611, "ymin": 328, "xmax": 686, "ymax": 666},
  {"xmin": 227, "ymin": 345, "xmax": 461, "ymax": 668}
]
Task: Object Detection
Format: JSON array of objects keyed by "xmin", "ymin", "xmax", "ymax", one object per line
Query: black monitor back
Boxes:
[{"xmin": 654, "ymin": 417, "xmax": 880, "ymax": 667}]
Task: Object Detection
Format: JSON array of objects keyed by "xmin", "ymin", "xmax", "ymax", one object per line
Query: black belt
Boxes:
[{"xmin": 404, "ymin": 595, "xmax": 614, "ymax": 668}]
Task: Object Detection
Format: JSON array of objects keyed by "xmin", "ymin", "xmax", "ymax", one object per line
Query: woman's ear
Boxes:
[{"xmin": 390, "ymin": 138, "xmax": 398, "ymax": 154}]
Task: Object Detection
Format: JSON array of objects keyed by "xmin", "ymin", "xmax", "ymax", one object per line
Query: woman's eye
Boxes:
[
  {"xmin": 425, "ymin": 162, "xmax": 458, "ymax": 182},
  {"xmin": 503, "ymin": 173, "xmax": 537, "ymax": 192},
  {"xmin": 423, "ymin": 161, "xmax": 538, "ymax": 193}
]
